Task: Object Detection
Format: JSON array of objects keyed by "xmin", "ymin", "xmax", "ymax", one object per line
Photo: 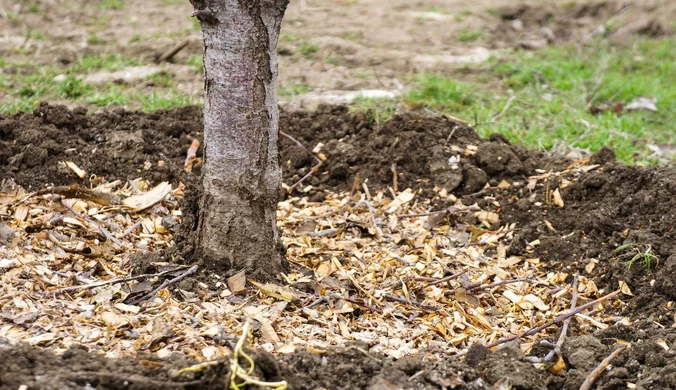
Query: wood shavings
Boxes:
[{"xmin": 0, "ymin": 177, "xmax": 628, "ymax": 363}]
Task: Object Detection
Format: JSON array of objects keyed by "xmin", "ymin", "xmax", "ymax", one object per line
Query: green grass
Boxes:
[
  {"xmin": 97, "ymin": 0, "xmax": 124, "ymax": 10},
  {"xmin": 0, "ymin": 54, "xmax": 196, "ymax": 113},
  {"xmin": 357, "ymin": 37, "xmax": 676, "ymax": 163},
  {"xmin": 615, "ymin": 243, "xmax": 660, "ymax": 270},
  {"xmin": 279, "ymin": 83, "xmax": 314, "ymax": 97},
  {"xmin": 299, "ymin": 43, "xmax": 320, "ymax": 58},
  {"xmin": 457, "ymin": 29, "xmax": 484, "ymax": 42}
]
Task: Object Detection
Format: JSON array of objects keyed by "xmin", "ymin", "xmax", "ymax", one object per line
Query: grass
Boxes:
[
  {"xmin": 97, "ymin": 0, "xmax": 124, "ymax": 10},
  {"xmin": 356, "ymin": 37, "xmax": 676, "ymax": 163},
  {"xmin": 0, "ymin": 54, "xmax": 196, "ymax": 113},
  {"xmin": 279, "ymin": 83, "xmax": 314, "ymax": 97},
  {"xmin": 299, "ymin": 43, "xmax": 320, "ymax": 58},
  {"xmin": 615, "ymin": 243, "xmax": 660, "ymax": 270},
  {"xmin": 457, "ymin": 29, "xmax": 484, "ymax": 42}
]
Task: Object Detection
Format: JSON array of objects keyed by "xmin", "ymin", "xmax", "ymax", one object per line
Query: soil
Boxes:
[{"xmin": 2, "ymin": 104, "xmax": 676, "ymax": 389}]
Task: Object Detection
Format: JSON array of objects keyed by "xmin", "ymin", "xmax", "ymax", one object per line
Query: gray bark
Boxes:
[{"xmin": 191, "ymin": 0, "xmax": 289, "ymax": 278}]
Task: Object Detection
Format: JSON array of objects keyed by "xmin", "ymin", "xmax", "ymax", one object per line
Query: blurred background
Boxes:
[{"xmin": 0, "ymin": 0, "xmax": 674, "ymax": 162}]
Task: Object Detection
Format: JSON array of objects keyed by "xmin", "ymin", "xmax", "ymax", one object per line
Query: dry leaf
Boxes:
[
  {"xmin": 552, "ymin": 188, "xmax": 564, "ymax": 208},
  {"xmin": 227, "ymin": 270, "xmax": 247, "ymax": 295}
]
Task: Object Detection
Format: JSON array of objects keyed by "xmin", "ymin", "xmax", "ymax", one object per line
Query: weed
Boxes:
[{"xmin": 615, "ymin": 243, "xmax": 660, "ymax": 269}]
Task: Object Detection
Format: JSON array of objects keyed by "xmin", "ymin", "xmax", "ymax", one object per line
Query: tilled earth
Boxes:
[{"xmin": 1, "ymin": 105, "xmax": 676, "ymax": 389}]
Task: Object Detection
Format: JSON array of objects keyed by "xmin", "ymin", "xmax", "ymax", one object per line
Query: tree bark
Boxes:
[{"xmin": 191, "ymin": 0, "xmax": 289, "ymax": 279}]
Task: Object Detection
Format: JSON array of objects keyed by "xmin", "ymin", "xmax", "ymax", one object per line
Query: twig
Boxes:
[
  {"xmin": 579, "ymin": 344, "xmax": 628, "ymax": 390},
  {"xmin": 60, "ymin": 200, "xmax": 124, "ymax": 248},
  {"xmin": 280, "ymin": 131, "xmax": 321, "ymax": 165},
  {"xmin": 384, "ymin": 294, "xmax": 438, "ymax": 311},
  {"xmin": 55, "ymin": 265, "xmax": 192, "ymax": 293},
  {"xmin": 554, "ymin": 274, "xmax": 579, "ymax": 356},
  {"xmin": 451, "ymin": 289, "xmax": 622, "ymax": 358},
  {"xmin": 127, "ymin": 265, "xmax": 199, "ymax": 305},
  {"xmin": 280, "ymin": 130, "xmax": 324, "ymax": 192},
  {"xmin": 343, "ymin": 296, "xmax": 383, "ymax": 314},
  {"xmin": 397, "ymin": 205, "xmax": 479, "ymax": 219},
  {"xmin": 157, "ymin": 37, "xmax": 191, "ymax": 63},
  {"xmin": 415, "ymin": 271, "xmax": 466, "ymax": 286},
  {"xmin": 119, "ymin": 221, "xmax": 142, "ymax": 238},
  {"xmin": 466, "ymin": 277, "xmax": 533, "ymax": 293},
  {"xmin": 490, "ymin": 95, "xmax": 516, "ymax": 122}
]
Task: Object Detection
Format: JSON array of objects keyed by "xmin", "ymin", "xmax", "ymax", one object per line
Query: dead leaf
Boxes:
[
  {"xmin": 227, "ymin": 270, "xmax": 247, "ymax": 295},
  {"xmin": 552, "ymin": 188, "xmax": 564, "ymax": 208}
]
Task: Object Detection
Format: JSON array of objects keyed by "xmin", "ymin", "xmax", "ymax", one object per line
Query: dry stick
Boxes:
[
  {"xmin": 280, "ymin": 130, "xmax": 324, "ymax": 191},
  {"xmin": 157, "ymin": 37, "xmax": 191, "ymax": 63},
  {"xmin": 384, "ymin": 294, "xmax": 438, "ymax": 311},
  {"xmin": 415, "ymin": 271, "xmax": 466, "ymax": 286},
  {"xmin": 60, "ymin": 200, "xmax": 124, "ymax": 248},
  {"xmin": 55, "ymin": 265, "xmax": 193, "ymax": 293},
  {"xmin": 490, "ymin": 95, "xmax": 516, "ymax": 122},
  {"xmin": 452, "ymin": 289, "xmax": 622, "ymax": 358},
  {"xmin": 466, "ymin": 277, "xmax": 534, "ymax": 293},
  {"xmin": 343, "ymin": 296, "xmax": 383, "ymax": 314},
  {"xmin": 119, "ymin": 220, "xmax": 142, "ymax": 238},
  {"xmin": 579, "ymin": 344, "xmax": 628, "ymax": 390},
  {"xmin": 398, "ymin": 205, "xmax": 479, "ymax": 219},
  {"xmin": 127, "ymin": 265, "xmax": 199, "ymax": 306},
  {"xmin": 554, "ymin": 274, "xmax": 579, "ymax": 356}
]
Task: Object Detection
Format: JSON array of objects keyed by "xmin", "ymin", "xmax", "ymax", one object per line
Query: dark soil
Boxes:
[{"xmin": 1, "ymin": 104, "xmax": 676, "ymax": 389}]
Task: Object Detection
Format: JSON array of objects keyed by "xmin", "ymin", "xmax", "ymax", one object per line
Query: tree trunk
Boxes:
[{"xmin": 191, "ymin": 0, "xmax": 289, "ymax": 279}]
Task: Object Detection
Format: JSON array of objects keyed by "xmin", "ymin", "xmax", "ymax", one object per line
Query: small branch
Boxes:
[
  {"xmin": 490, "ymin": 95, "xmax": 516, "ymax": 122},
  {"xmin": 554, "ymin": 274, "xmax": 579, "ymax": 356},
  {"xmin": 119, "ymin": 221, "xmax": 142, "ymax": 239},
  {"xmin": 157, "ymin": 37, "xmax": 192, "ymax": 63},
  {"xmin": 127, "ymin": 265, "xmax": 199, "ymax": 305},
  {"xmin": 384, "ymin": 294, "xmax": 438, "ymax": 311},
  {"xmin": 280, "ymin": 131, "xmax": 321, "ymax": 165},
  {"xmin": 54, "ymin": 265, "xmax": 192, "ymax": 293},
  {"xmin": 343, "ymin": 296, "xmax": 383, "ymax": 314},
  {"xmin": 579, "ymin": 344, "xmax": 628, "ymax": 390},
  {"xmin": 398, "ymin": 205, "xmax": 480, "ymax": 219},
  {"xmin": 466, "ymin": 277, "xmax": 533, "ymax": 293},
  {"xmin": 281, "ymin": 130, "xmax": 324, "ymax": 193},
  {"xmin": 415, "ymin": 271, "xmax": 466, "ymax": 286}
]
